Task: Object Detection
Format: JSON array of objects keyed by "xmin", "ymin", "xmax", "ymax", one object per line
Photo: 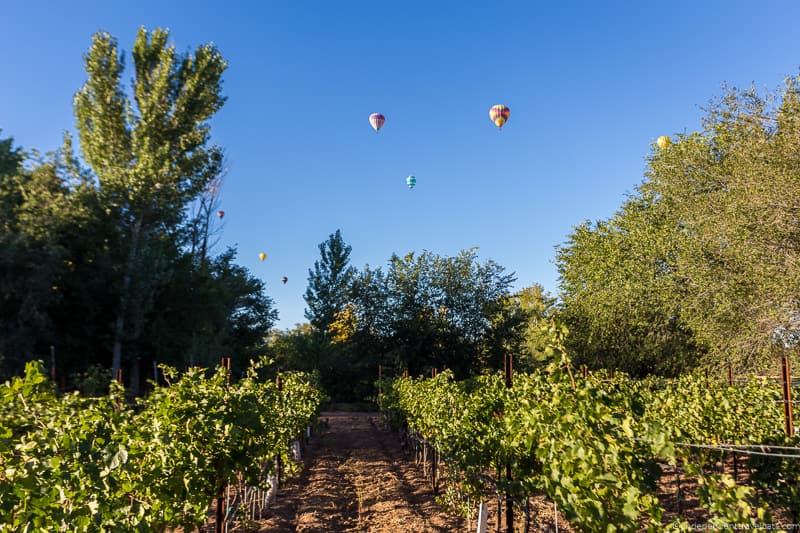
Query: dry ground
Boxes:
[{"xmin": 259, "ymin": 412, "xmax": 464, "ymax": 532}]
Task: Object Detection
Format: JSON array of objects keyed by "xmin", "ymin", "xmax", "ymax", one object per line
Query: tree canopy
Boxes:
[
  {"xmin": 0, "ymin": 30, "xmax": 276, "ymax": 391},
  {"xmin": 557, "ymin": 80, "xmax": 800, "ymax": 374}
]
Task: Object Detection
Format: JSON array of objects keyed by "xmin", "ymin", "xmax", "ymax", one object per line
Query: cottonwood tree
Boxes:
[{"xmin": 73, "ymin": 28, "xmax": 227, "ymax": 376}]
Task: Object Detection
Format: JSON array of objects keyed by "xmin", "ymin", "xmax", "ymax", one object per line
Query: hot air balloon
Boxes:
[
  {"xmin": 656, "ymin": 135, "xmax": 671, "ymax": 149},
  {"xmin": 406, "ymin": 175, "xmax": 416, "ymax": 189},
  {"xmin": 369, "ymin": 113, "xmax": 385, "ymax": 133},
  {"xmin": 489, "ymin": 105, "xmax": 510, "ymax": 129},
  {"xmin": 217, "ymin": 210, "xmax": 225, "ymax": 219},
  {"xmin": 282, "ymin": 276, "xmax": 288, "ymax": 284},
  {"xmin": 259, "ymin": 252, "xmax": 267, "ymax": 261}
]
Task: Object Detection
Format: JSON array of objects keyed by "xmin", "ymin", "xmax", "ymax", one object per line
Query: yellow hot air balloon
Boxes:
[
  {"xmin": 656, "ymin": 135, "xmax": 671, "ymax": 149},
  {"xmin": 259, "ymin": 252, "xmax": 267, "ymax": 261},
  {"xmin": 489, "ymin": 104, "xmax": 510, "ymax": 129}
]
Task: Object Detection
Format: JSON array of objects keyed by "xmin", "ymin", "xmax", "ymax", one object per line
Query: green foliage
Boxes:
[
  {"xmin": 383, "ymin": 363, "xmax": 783, "ymax": 530},
  {"xmin": 0, "ymin": 146, "xmax": 94, "ymax": 374},
  {"xmin": 73, "ymin": 27, "xmax": 229, "ymax": 376},
  {"xmin": 557, "ymin": 197, "xmax": 699, "ymax": 376},
  {"xmin": 295, "ymin": 243, "xmax": 516, "ymax": 400},
  {"xmin": 304, "ymin": 229, "xmax": 356, "ymax": 331},
  {"xmin": 0, "ymin": 30, "xmax": 276, "ymax": 384},
  {"xmin": 0, "ymin": 360, "xmax": 322, "ymax": 531},
  {"xmin": 749, "ymin": 435, "xmax": 800, "ymax": 523},
  {"xmin": 0, "ymin": 362, "xmax": 142, "ymax": 530},
  {"xmin": 372, "ymin": 248, "xmax": 515, "ymax": 377},
  {"xmin": 70, "ymin": 364, "xmax": 112, "ymax": 396},
  {"xmin": 558, "ymin": 79, "xmax": 800, "ymax": 374},
  {"xmin": 483, "ymin": 285, "xmax": 558, "ymax": 372}
]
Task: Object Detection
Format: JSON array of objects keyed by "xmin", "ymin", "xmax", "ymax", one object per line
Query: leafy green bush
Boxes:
[
  {"xmin": 0, "ymin": 359, "xmax": 322, "ymax": 531},
  {"xmin": 384, "ymin": 364, "xmax": 783, "ymax": 531}
]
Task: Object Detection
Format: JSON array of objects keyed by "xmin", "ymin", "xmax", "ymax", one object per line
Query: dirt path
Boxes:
[{"xmin": 260, "ymin": 412, "xmax": 464, "ymax": 532}]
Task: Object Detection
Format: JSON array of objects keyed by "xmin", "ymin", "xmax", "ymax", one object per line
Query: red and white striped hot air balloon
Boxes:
[
  {"xmin": 369, "ymin": 113, "xmax": 386, "ymax": 133},
  {"xmin": 489, "ymin": 105, "xmax": 510, "ymax": 129}
]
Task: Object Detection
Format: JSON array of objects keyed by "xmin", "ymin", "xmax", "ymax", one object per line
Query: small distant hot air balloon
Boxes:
[
  {"xmin": 217, "ymin": 210, "xmax": 225, "ymax": 219},
  {"xmin": 656, "ymin": 135, "xmax": 671, "ymax": 149},
  {"xmin": 489, "ymin": 105, "xmax": 510, "ymax": 129},
  {"xmin": 282, "ymin": 276, "xmax": 288, "ymax": 284},
  {"xmin": 406, "ymin": 175, "xmax": 416, "ymax": 189},
  {"xmin": 369, "ymin": 113, "xmax": 385, "ymax": 133},
  {"xmin": 258, "ymin": 252, "xmax": 267, "ymax": 261}
]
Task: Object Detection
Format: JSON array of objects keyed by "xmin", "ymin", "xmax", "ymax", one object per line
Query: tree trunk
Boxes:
[
  {"xmin": 131, "ymin": 356, "xmax": 141, "ymax": 397},
  {"xmin": 111, "ymin": 314, "xmax": 125, "ymax": 380},
  {"xmin": 111, "ymin": 216, "xmax": 144, "ymax": 377}
]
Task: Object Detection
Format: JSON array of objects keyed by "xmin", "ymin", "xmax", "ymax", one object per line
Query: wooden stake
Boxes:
[
  {"xmin": 781, "ymin": 355, "xmax": 794, "ymax": 437},
  {"xmin": 504, "ymin": 354, "xmax": 513, "ymax": 533}
]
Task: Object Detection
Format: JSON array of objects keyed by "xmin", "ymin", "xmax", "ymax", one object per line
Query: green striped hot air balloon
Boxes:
[{"xmin": 406, "ymin": 175, "xmax": 416, "ymax": 189}]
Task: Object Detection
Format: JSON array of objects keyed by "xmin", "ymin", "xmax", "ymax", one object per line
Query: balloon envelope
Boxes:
[
  {"xmin": 406, "ymin": 175, "xmax": 416, "ymax": 189},
  {"xmin": 258, "ymin": 252, "xmax": 267, "ymax": 261},
  {"xmin": 217, "ymin": 210, "xmax": 225, "ymax": 218},
  {"xmin": 282, "ymin": 276, "xmax": 288, "ymax": 284},
  {"xmin": 489, "ymin": 105, "xmax": 510, "ymax": 129},
  {"xmin": 369, "ymin": 113, "xmax": 385, "ymax": 133},
  {"xmin": 656, "ymin": 135, "xmax": 671, "ymax": 149}
]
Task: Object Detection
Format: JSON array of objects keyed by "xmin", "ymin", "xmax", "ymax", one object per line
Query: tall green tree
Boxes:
[
  {"xmin": 381, "ymin": 249, "xmax": 514, "ymax": 377},
  {"xmin": 556, "ymin": 196, "xmax": 699, "ymax": 376},
  {"xmin": 483, "ymin": 284, "xmax": 557, "ymax": 372},
  {"xmin": 644, "ymin": 82, "xmax": 800, "ymax": 371},
  {"xmin": 557, "ymin": 78, "xmax": 800, "ymax": 374},
  {"xmin": 0, "ymin": 133, "xmax": 22, "ymax": 178},
  {"xmin": 73, "ymin": 28, "xmax": 227, "ymax": 376},
  {"xmin": 0, "ymin": 137, "xmax": 99, "ymax": 376},
  {"xmin": 304, "ymin": 229, "xmax": 356, "ymax": 331}
]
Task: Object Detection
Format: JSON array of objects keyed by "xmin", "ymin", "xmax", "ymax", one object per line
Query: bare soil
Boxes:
[{"xmin": 259, "ymin": 412, "xmax": 464, "ymax": 532}]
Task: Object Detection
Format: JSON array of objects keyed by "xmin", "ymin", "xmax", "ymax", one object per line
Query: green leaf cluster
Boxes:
[
  {"xmin": 0, "ymin": 360, "xmax": 322, "ymax": 531},
  {"xmin": 383, "ymin": 364, "xmax": 786, "ymax": 530}
]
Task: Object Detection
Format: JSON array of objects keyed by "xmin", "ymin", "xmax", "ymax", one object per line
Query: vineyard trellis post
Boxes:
[
  {"xmin": 276, "ymin": 370, "xmax": 284, "ymax": 488},
  {"xmin": 476, "ymin": 501, "xmax": 489, "ymax": 533},
  {"xmin": 503, "ymin": 353, "xmax": 513, "ymax": 533},
  {"xmin": 432, "ymin": 367, "xmax": 438, "ymax": 493},
  {"xmin": 781, "ymin": 355, "xmax": 794, "ymax": 437},
  {"xmin": 727, "ymin": 363, "xmax": 738, "ymax": 480},
  {"xmin": 216, "ymin": 356, "xmax": 231, "ymax": 533}
]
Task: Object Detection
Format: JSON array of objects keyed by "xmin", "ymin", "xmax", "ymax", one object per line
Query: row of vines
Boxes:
[
  {"xmin": 0, "ymin": 359, "xmax": 323, "ymax": 531},
  {"xmin": 380, "ymin": 361, "xmax": 799, "ymax": 531}
]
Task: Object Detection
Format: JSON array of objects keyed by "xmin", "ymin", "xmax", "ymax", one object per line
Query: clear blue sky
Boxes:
[{"xmin": 2, "ymin": 1, "xmax": 799, "ymax": 327}]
